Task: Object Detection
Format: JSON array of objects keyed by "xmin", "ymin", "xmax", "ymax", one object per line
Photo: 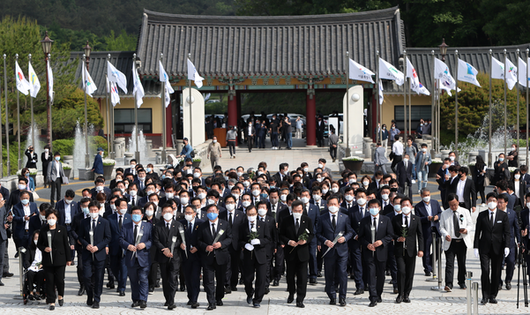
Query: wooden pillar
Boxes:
[
  {"xmin": 228, "ymin": 88, "xmax": 238, "ymax": 128},
  {"xmin": 306, "ymin": 88, "xmax": 316, "ymax": 146}
]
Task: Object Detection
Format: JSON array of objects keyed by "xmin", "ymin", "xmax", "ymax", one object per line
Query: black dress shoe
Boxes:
[
  {"xmin": 403, "ymin": 297, "xmax": 411, "ymax": 303},
  {"xmin": 506, "ymin": 283, "xmax": 512, "ymax": 290},
  {"xmin": 264, "ymin": 287, "xmax": 270, "ymax": 294},
  {"xmin": 309, "ymin": 278, "xmax": 317, "ymax": 285},
  {"xmin": 272, "ymin": 279, "xmax": 279, "ymax": 286},
  {"xmin": 92, "ymin": 302, "xmax": 99, "ymax": 309},
  {"xmin": 216, "ymin": 300, "xmax": 223, "ymax": 306},
  {"xmin": 180, "ymin": 285, "xmax": 186, "ymax": 291},
  {"xmin": 231, "ymin": 286, "xmax": 238, "ymax": 291},
  {"xmin": 107, "ymin": 282, "xmax": 115, "ymax": 289},
  {"xmin": 317, "ymin": 271, "xmax": 322, "ymax": 277},
  {"xmin": 489, "ymin": 298, "xmax": 498, "ymax": 304},
  {"xmin": 480, "ymin": 298, "xmax": 488, "ymax": 305},
  {"xmin": 119, "ymin": 291, "xmax": 125, "ymax": 296},
  {"xmin": 3, "ymin": 272, "xmax": 14, "ymax": 277},
  {"xmin": 377, "ymin": 297, "xmax": 382, "ymax": 303},
  {"xmin": 77, "ymin": 286, "xmax": 85, "ymax": 296},
  {"xmin": 155, "ymin": 280, "xmax": 161, "ymax": 288},
  {"xmin": 369, "ymin": 301, "xmax": 377, "ymax": 307},
  {"xmin": 287, "ymin": 294, "xmax": 294, "ymax": 303},
  {"xmin": 140, "ymin": 300, "xmax": 147, "ymax": 309},
  {"xmin": 396, "ymin": 296, "xmax": 403, "ymax": 303},
  {"xmin": 191, "ymin": 302, "xmax": 200, "ymax": 309},
  {"xmin": 247, "ymin": 296, "xmax": 252, "ymax": 304},
  {"xmin": 149, "ymin": 286, "xmax": 154, "ymax": 292},
  {"xmin": 225, "ymin": 286, "xmax": 232, "ymax": 294},
  {"xmin": 168, "ymin": 304, "xmax": 176, "ymax": 310},
  {"xmin": 459, "ymin": 284, "xmax": 467, "ymax": 290},
  {"xmin": 166, "ymin": 302, "xmax": 171, "ymax": 306},
  {"xmin": 329, "ymin": 298, "xmax": 336, "ymax": 305},
  {"xmin": 354, "ymin": 288, "xmax": 364, "ymax": 295},
  {"xmin": 393, "ymin": 288, "xmax": 399, "ymax": 294},
  {"xmin": 49, "ymin": 305, "xmax": 55, "ymax": 311},
  {"xmin": 425, "ymin": 271, "xmax": 431, "ymax": 276},
  {"xmin": 58, "ymin": 299, "xmax": 64, "ymax": 306},
  {"xmin": 86, "ymin": 299, "xmax": 93, "ymax": 306},
  {"xmin": 132, "ymin": 301, "xmax": 140, "ymax": 307},
  {"xmin": 207, "ymin": 304, "xmax": 216, "ymax": 310},
  {"xmin": 339, "ymin": 298, "xmax": 346, "ymax": 306},
  {"xmin": 253, "ymin": 303, "xmax": 260, "ymax": 308},
  {"xmin": 0, "ymin": 281, "xmax": 5, "ymax": 286},
  {"xmin": 296, "ymin": 302, "xmax": 305, "ymax": 308}
]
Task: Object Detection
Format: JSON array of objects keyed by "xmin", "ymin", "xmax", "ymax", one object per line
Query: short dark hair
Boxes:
[
  {"xmin": 367, "ymin": 199, "xmax": 381, "ymax": 208},
  {"xmin": 486, "ymin": 192, "xmax": 498, "ymax": 201},
  {"xmin": 65, "ymin": 189, "xmax": 75, "ymax": 198},
  {"xmin": 446, "ymin": 193, "xmax": 459, "ymax": 203},
  {"xmin": 131, "ymin": 206, "xmax": 143, "ymax": 214}
]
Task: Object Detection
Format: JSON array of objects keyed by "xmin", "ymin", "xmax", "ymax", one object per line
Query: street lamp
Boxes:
[
  {"xmin": 83, "ymin": 41, "xmax": 92, "ymax": 71},
  {"xmin": 41, "ymin": 31, "xmax": 53, "ymax": 150},
  {"xmin": 439, "ymin": 38, "xmax": 448, "ymax": 62}
]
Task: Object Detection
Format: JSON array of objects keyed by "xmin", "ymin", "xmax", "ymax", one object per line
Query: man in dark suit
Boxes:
[
  {"xmin": 71, "ymin": 197, "xmax": 91, "ymax": 295},
  {"xmin": 272, "ymin": 163, "xmax": 289, "ymax": 186},
  {"xmin": 316, "ymin": 115, "xmax": 325, "ymax": 147},
  {"xmin": 444, "ymin": 166, "xmax": 477, "ymax": 212},
  {"xmin": 267, "ymin": 190, "xmax": 286, "ymax": 286},
  {"xmin": 218, "ymin": 195, "xmax": 245, "ymax": 293},
  {"xmin": 474, "ymin": 192, "xmax": 511, "ymax": 304},
  {"xmin": 496, "ymin": 194, "xmax": 520, "ymax": 290},
  {"xmin": 120, "ymin": 206, "xmax": 152, "ymax": 309},
  {"xmin": 123, "ymin": 159, "xmax": 138, "ymax": 178},
  {"xmin": 239, "ymin": 205, "xmax": 271, "ymax": 308},
  {"xmin": 316, "ymin": 196, "xmax": 355, "ymax": 306},
  {"xmin": 47, "ymin": 152, "xmax": 66, "ymax": 206},
  {"xmin": 28, "ymin": 204, "xmax": 48, "ymax": 241},
  {"xmin": 414, "ymin": 188, "xmax": 442, "ymax": 276},
  {"xmin": 392, "ymin": 197, "xmax": 424, "ymax": 303},
  {"xmin": 245, "ymin": 121, "xmax": 256, "ymax": 152},
  {"xmin": 348, "ymin": 188, "xmax": 370, "ymax": 294},
  {"xmin": 396, "ymin": 154, "xmax": 413, "ymax": 199},
  {"xmin": 436, "ymin": 158, "xmax": 452, "ymax": 209},
  {"xmin": 79, "ymin": 200, "xmax": 112, "ymax": 309},
  {"xmin": 521, "ymin": 193, "xmax": 530, "ymax": 277},
  {"xmin": 89, "ymin": 177, "xmax": 112, "ymax": 201},
  {"xmin": 197, "ymin": 204, "xmax": 233, "ymax": 310},
  {"xmin": 12, "ymin": 191, "xmax": 38, "ymax": 254},
  {"xmin": 256, "ymin": 201, "xmax": 277, "ymax": 293},
  {"xmin": 358, "ymin": 199, "xmax": 394, "ymax": 307},
  {"xmin": 7, "ymin": 177, "xmax": 34, "ymax": 211},
  {"xmin": 496, "ymin": 180, "xmax": 517, "ymax": 212},
  {"xmin": 55, "ymin": 189, "xmax": 79, "ymax": 260},
  {"xmin": 178, "ymin": 205, "xmax": 203, "ymax": 308},
  {"xmin": 279, "ymin": 200, "xmax": 314, "ymax": 308},
  {"xmin": 300, "ymin": 189, "xmax": 319, "ymax": 284},
  {"xmin": 108, "ymin": 198, "xmax": 131, "ymax": 296}
]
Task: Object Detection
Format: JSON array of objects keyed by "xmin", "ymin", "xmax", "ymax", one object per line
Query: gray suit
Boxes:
[
  {"xmin": 373, "ymin": 146, "xmax": 388, "ymax": 174},
  {"xmin": 47, "ymin": 160, "xmax": 66, "ymax": 206},
  {"xmin": 0, "ymin": 206, "xmax": 8, "ymax": 280}
]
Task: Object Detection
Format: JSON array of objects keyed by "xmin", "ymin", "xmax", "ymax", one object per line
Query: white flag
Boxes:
[
  {"xmin": 82, "ymin": 63, "xmax": 97, "ymax": 97},
  {"xmin": 505, "ymin": 57, "xmax": 517, "ymax": 90},
  {"xmin": 132, "ymin": 63, "xmax": 145, "ymax": 108},
  {"xmin": 107, "ymin": 78, "xmax": 120, "ymax": 106},
  {"xmin": 107, "ymin": 61, "xmax": 128, "ymax": 93},
  {"xmin": 187, "ymin": 59, "xmax": 204, "ymax": 88},
  {"xmin": 47, "ymin": 59, "xmax": 54, "ymax": 103},
  {"xmin": 518, "ymin": 57, "xmax": 529, "ymax": 87},
  {"xmin": 434, "ymin": 58, "xmax": 458, "ymax": 96},
  {"xmin": 15, "ymin": 61, "xmax": 30, "ymax": 95},
  {"xmin": 28, "ymin": 61, "xmax": 41, "ymax": 98},
  {"xmin": 159, "ymin": 61, "xmax": 174, "ymax": 108},
  {"xmin": 378, "ymin": 58, "xmax": 404, "ymax": 86},
  {"xmin": 457, "ymin": 59, "xmax": 481, "ymax": 87},
  {"xmin": 349, "ymin": 59, "xmax": 375, "ymax": 83},
  {"xmin": 406, "ymin": 57, "xmax": 430, "ymax": 96},
  {"xmin": 491, "ymin": 56, "xmax": 504, "ymax": 80},
  {"xmin": 378, "ymin": 80, "xmax": 384, "ymax": 105}
]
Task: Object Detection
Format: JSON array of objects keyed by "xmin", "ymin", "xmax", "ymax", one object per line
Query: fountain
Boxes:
[
  {"xmin": 73, "ymin": 121, "xmax": 95, "ymax": 178},
  {"xmin": 25, "ymin": 123, "xmax": 43, "ymax": 171},
  {"xmin": 127, "ymin": 126, "xmax": 148, "ymax": 164}
]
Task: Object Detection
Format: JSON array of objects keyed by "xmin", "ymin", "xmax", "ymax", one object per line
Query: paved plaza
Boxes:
[{"xmin": 2, "ymin": 142, "xmax": 528, "ymax": 314}]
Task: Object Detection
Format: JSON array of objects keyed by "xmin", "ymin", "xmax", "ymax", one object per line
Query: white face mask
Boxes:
[
  {"xmin": 401, "ymin": 206, "xmax": 411, "ymax": 215},
  {"xmin": 449, "ymin": 156, "xmax": 455, "ymax": 161},
  {"xmin": 331, "ymin": 187, "xmax": 339, "ymax": 193},
  {"xmin": 110, "ymin": 204, "xmax": 117, "ymax": 211},
  {"xmin": 362, "ymin": 181, "xmax": 369, "ymax": 187},
  {"xmin": 247, "ymin": 215, "xmax": 257, "ymax": 222},
  {"xmin": 403, "ymin": 158, "xmax": 409, "ymax": 163},
  {"xmin": 213, "ymin": 139, "xmax": 217, "ymax": 143},
  {"xmin": 166, "ymin": 192, "xmax": 174, "ymax": 199},
  {"xmin": 292, "ymin": 212, "xmax": 302, "ymax": 220},
  {"xmin": 345, "ymin": 195, "xmax": 354, "ymax": 201},
  {"xmin": 180, "ymin": 197, "xmax": 189, "ymax": 205},
  {"xmin": 129, "ymin": 190, "xmax": 137, "ymax": 196},
  {"xmin": 39, "ymin": 214, "xmax": 46, "ymax": 221},
  {"xmin": 89, "ymin": 212, "xmax": 99, "ymax": 219},
  {"xmin": 34, "ymin": 239, "xmax": 38, "ymax": 245},
  {"xmin": 252, "ymin": 190, "xmax": 260, "ymax": 196},
  {"xmin": 145, "ymin": 210, "xmax": 154, "ymax": 217},
  {"xmin": 237, "ymin": 172, "xmax": 243, "ymax": 177},
  {"xmin": 100, "ymin": 203, "xmax": 105, "ymax": 209},
  {"xmin": 163, "ymin": 213, "xmax": 174, "ymax": 221},
  {"xmin": 322, "ymin": 188, "xmax": 329, "ymax": 194},
  {"xmin": 299, "ymin": 197, "xmax": 308, "ymax": 204},
  {"xmin": 197, "ymin": 192, "xmax": 206, "ymax": 199},
  {"xmin": 488, "ymin": 201, "xmax": 497, "ymax": 210},
  {"xmin": 328, "ymin": 206, "xmax": 339, "ymax": 213},
  {"xmin": 348, "ymin": 178, "xmax": 356, "ymax": 184},
  {"xmin": 312, "ymin": 194, "xmax": 321, "ymax": 201},
  {"xmin": 18, "ymin": 184, "xmax": 26, "ymax": 190},
  {"xmin": 394, "ymin": 204, "xmax": 401, "ymax": 212},
  {"xmin": 119, "ymin": 208, "xmax": 127, "ymax": 215},
  {"xmin": 422, "ymin": 148, "xmax": 427, "ymax": 152},
  {"xmin": 423, "ymin": 196, "xmax": 431, "ymax": 203},
  {"xmin": 258, "ymin": 209, "xmax": 267, "ymax": 216},
  {"xmin": 280, "ymin": 195, "xmax": 287, "ymax": 201},
  {"xmin": 185, "ymin": 214, "xmax": 194, "ymax": 222},
  {"xmin": 381, "ymin": 194, "xmax": 389, "ymax": 201},
  {"xmin": 47, "ymin": 219, "xmax": 57, "ymax": 226},
  {"xmin": 194, "ymin": 172, "xmax": 201, "ymax": 178},
  {"xmin": 96, "ymin": 186, "xmax": 104, "ymax": 192},
  {"xmin": 318, "ymin": 163, "xmax": 324, "ymax": 169},
  {"xmin": 243, "ymin": 181, "xmax": 250, "ymax": 187},
  {"xmin": 303, "ymin": 167, "xmax": 309, "ymax": 173},
  {"xmin": 242, "ymin": 200, "xmax": 251, "ymax": 208},
  {"xmin": 207, "ymin": 199, "xmax": 216, "ymax": 205},
  {"xmin": 515, "ymin": 174, "xmax": 521, "ymax": 180},
  {"xmin": 357, "ymin": 198, "xmax": 366, "ymax": 206},
  {"xmin": 226, "ymin": 203, "xmax": 236, "ymax": 211},
  {"xmin": 65, "ymin": 199, "xmax": 73, "ymax": 204}
]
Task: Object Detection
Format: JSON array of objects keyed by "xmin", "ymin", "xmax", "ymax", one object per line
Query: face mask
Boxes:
[
  {"xmin": 422, "ymin": 148, "xmax": 427, "ymax": 152},
  {"xmin": 180, "ymin": 197, "xmax": 189, "ymax": 205},
  {"xmin": 34, "ymin": 240, "xmax": 38, "ymax": 245},
  {"xmin": 403, "ymin": 158, "xmax": 409, "ymax": 163},
  {"xmin": 21, "ymin": 199, "xmax": 29, "ymax": 205},
  {"xmin": 252, "ymin": 190, "xmax": 260, "ymax": 196},
  {"xmin": 180, "ymin": 214, "xmax": 193, "ymax": 222},
  {"xmin": 488, "ymin": 201, "xmax": 497, "ymax": 210},
  {"xmin": 82, "ymin": 207, "xmax": 89, "ymax": 215},
  {"xmin": 194, "ymin": 172, "xmax": 201, "ymax": 178},
  {"xmin": 237, "ymin": 172, "xmax": 243, "ymax": 177},
  {"xmin": 318, "ymin": 163, "xmax": 324, "ymax": 169},
  {"xmin": 357, "ymin": 198, "xmax": 366, "ymax": 206},
  {"xmin": 303, "ymin": 167, "xmax": 309, "ymax": 173},
  {"xmin": 527, "ymin": 202, "xmax": 530, "ymax": 209},
  {"xmin": 47, "ymin": 219, "xmax": 57, "ymax": 226},
  {"xmin": 312, "ymin": 194, "xmax": 321, "ymax": 201},
  {"xmin": 258, "ymin": 209, "xmax": 267, "ymax": 216},
  {"xmin": 99, "ymin": 208, "xmax": 105, "ymax": 216},
  {"xmin": 55, "ymin": 156, "xmax": 60, "ymax": 161},
  {"xmin": 401, "ymin": 206, "xmax": 411, "ymax": 215},
  {"xmin": 227, "ymin": 184, "xmax": 234, "ymax": 191},
  {"xmin": 242, "ymin": 200, "xmax": 251, "ymax": 208},
  {"xmin": 280, "ymin": 195, "xmax": 287, "ymax": 202},
  {"xmin": 213, "ymin": 139, "xmax": 217, "ymax": 143},
  {"xmin": 449, "ymin": 156, "xmax": 455, "ymax": 161},
  {"xmin": 322, "ymin": 188, "xmax": 329, "ymax": 194},
  {"xmin": 423, "ymin": 196, "xmax": 431, "ymax": 203},
  {"xmin": 316, "ymin": 177, "xmax": 323, "ymax": 183},
  {"xmin": 44, "ymin": 149, "xmax": 49, "ymax": 153},
  {"xmin": 328, "ymin": 206, "xmax": 339, "ymax": 213},
  {"xmin": 147, "ymin": 190, "xmax": 155, "ymax": 195},
  {"xmin": 19, "ymin": 184, "xmax": 26, "ymax": 190},
  {"xmin": 288, "ymin": 210, "xmax": 301, "ymax": 220},
  {"xmin": 128, "ymin": 190, "xmax": 137, "ymax": 197},
  {"xmin": 89, "ymin": 212, "xmax": 99, "ymax": 219},
  {"xmin": 110, "ymin": 204, "xmax": 117, "ymax": 211},
  {"xmin": 301, "ymin": 197, "xmax": 309, "ymax": 204},
  {"xmin": 243, "ymin": 181, "xmax": 250, "ymax": 187},
  {"xmin": 226, "ymin": 203, "xmax": 235, "ymax": 211},
  {"xmin": 39, "ymin": 214, "xmax": 46, "ymax": 221},
  {"xmin": 369, "ymin": 208, "xmax": 380, "ymax": 216},
  {"xmin": 499, "ymin": 157, "xmax": 504, "ymax": 162},
  {"xmin": 100, "ymin": 203, "xmax": 105, "ymax": 209},
  {"xmin": 194, "ymin": 192, "xmax": 205, "ymax": 200},
  {"xmin": 515, "ymin": 174, "xmax": 521, "ymax": 180},
  {"xmin": 345, "ymin": 195, "xmax": 354, "ymax": 201},
  {"xmin": 159, "ymin": 213, "xmax": 172, "ymax": 221},
  {"xmin": 207, "ymin": 199, "xmax": 216, "ymax": 205},
  {"xmin": 113, "ymin": 207, "xmax": 125, "ymax": 215},
  {"xmin": 144, "ymin": 209, "xmax": 153, "ymax": 217},
  {"xmin": 145, "ymin": 167, "xmax": 151, "ymax": 173},
  {"xmin": 132, "ymin": 214, "xmax": 142, "ymax": 222},
  {"xmin": 394, "ymin": 204, "xmax": 401, "ymax": 212},
  {"xmin": 363, "ymin": 181, "xmax": 369, "ymax": 186},
  {"xmin": 207, "ymin": 212, "xmax": 218, "ymax": 221},
  {"xmin": 231, "ymin": 193, "xmax": 240, "ymax": 200},
  {"xmin": 349, "ymin": 178, "xmax": 356, "ymax": 184},
  {"xmin": 247, "ymin": 215, "xmax": 257, "ymax": 222},
  {"xmin": 260, "ymin": 193, "xmax": 268, "ymax": 199},
  {"xmin": 392, "ymin": 126, "xmax": 395, "ymax": 129},
  {"xmin": 331, "ymin": 187, "xmax": 339, "ymax": 193},
  {"xmin": 96, "ymin": 186, "xmax": 104, "ymax": 192},
  {"xmin": 64, "ymin": 198, "xmax": 74, "ymax": 204}
]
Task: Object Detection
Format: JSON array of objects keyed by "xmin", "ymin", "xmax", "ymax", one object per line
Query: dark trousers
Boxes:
[
  {"xmin": 324, "ymin": 253, "xmax": 348, "ymax": 299},
  {"xmin": 349, "ymin": 240, "xmax": 364, "ymax": 289},
  {"xmin": 160, "ymin": 260, "xmax": 179, "ymax": 305},
  {"xmin": 247, "ymin": 136, "xmax": 254, "ymax": 152},
  {"xmin": 49, "ymin": 179, "xmax": 61, "ymax": 206},
  {"xmin": 501, "ymin": 244, "xmax": 517, "ymax": 285},
  {"xmin": 26, "ymin": 270, "xmax": 44, "ymax": 294},
  {"xmin": 396, "ymin": 253, "xmax": 416, "ymax": 297},
  {"xmin": 203, "ymin": 261, "xmax": 227, "ymax": 304},
  {"xmin": 76, "ymin": 248, "xmax": 84, "ymax": 286},
  {"xmin": 365, "ymin": 255, "xmax": 386, "ymax": 302},
  {"xmin": 422, "ymin": 232, "xmax": 440, "ymax": 274},
  {"xmin": 148, "ymin": 261, "xmax": 159, "ymax": 289},
  {"xmin": 273, "ymin": 246, "xmax": 285, "ymax": 280},
  {"xmin": 243, "ymin": 256, "xmax": 267, "ymax": 304},
  {"xmin": 228, "ymin": 140, "xmax": 236, "ymax": 156},
  {"xmin": 479, "ymin": 250, "xmax": 503, "ymax": 300},
  {"xmin": 110, "ymin": 254, "xmax": 127, "ymax": 292},
  {"xmin": 391, "ymin": 155, "xmax": 402, "ymax": 173},
  {"xmin": 317, "ymin": 136, "xmax": 324, "ymax": 147},
  {"xmin": 386, "ymin": 242, "xmax": 398, "ymax": 289},
  {"xmin": 226, "ymin": 248, "xmax": 241, "ymax": 288},
  {"xmin": 286, "ymin": 258, "xmax": 308, "ymax": 303},
  {"xmin": 44, "ymin": 265, "xmax": 66, "ymax": 304},
  {"xmin": 271, "ymin": 132, "xmax": 279, "ymax": 148},
  {"xmin": 308, "ymin": 241, "xmax": 317, "ymax": 280},
  {"xmin": 330, "ymin": 145, "xmax": 337, "ymax": 160},
  {"xmin": 128, "ymin": 261, "xmax": 150, "ymax": 302},
  {"xmin": 2, "ymin": 239, "xmax": 9, "ymax": 274},
  {"xmin": 444, "ymin": 240, "xmax": 467, "ymax": 288},
  {"xmin": 83, "ymin": 258, "xmax": 106, "ymax": 303},
  {"xmin": 182, "ymin": 258, "xmax": 201, "ymax": 303},
  {"xmin": 0, "ymin": 239, "xmax": 5, "ymax": 279}
]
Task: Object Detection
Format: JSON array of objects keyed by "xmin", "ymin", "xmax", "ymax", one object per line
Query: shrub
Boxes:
[{"xmin": 52, "ymin": 139, "xmax": 75, "ymax": 156}]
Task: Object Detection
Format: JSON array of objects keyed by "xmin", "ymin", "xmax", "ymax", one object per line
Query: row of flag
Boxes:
[{"xmin": 15, "ymin": 59, "xmax": 54, "ymax": 102}]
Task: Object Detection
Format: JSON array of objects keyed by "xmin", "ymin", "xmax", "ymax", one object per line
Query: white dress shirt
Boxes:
[
  {"xmin": 456, "ymin": 179, "xmax": 466, "ymax": 203},
  {"xmin": 23, "ymin": 204, "xmax": 31, "ymax": 230},
  {"xmin": 65, "ymin": 202, "xmax": 72, "ymax": 224},
  {"xmin": 392, "ymin": 141, "xmax": 403, "ymax": 156}
]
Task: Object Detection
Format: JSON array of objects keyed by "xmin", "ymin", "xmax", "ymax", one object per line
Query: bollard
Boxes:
[
  {"xmin": 428, "ymin": 228, "xmax": 438, "ymax": 284},
  {"xmin": 472, "ymin": 282, "xmax": 479, "ymax": 315},
  {"xmin": 466, "ymin": 272, "xmax": 473, "ymax": 315},
  {"xmin": 18, "ymin": 247, "xmax": 26, "ymax": 298},
  {"xmin": 437, "ymin": 238, "xmax": 443, "ymax": 290}
]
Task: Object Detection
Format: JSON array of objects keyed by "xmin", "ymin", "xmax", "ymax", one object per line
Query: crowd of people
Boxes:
[{"xmin": 0, "ymin": 145, "xmax": 528, "ymax": 311}]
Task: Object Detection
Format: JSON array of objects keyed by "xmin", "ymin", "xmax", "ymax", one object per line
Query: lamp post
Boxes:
[
  {"xmin": 83, "ymin": 42, "xmax": 92, "ymax": 168},
  {"xmin": 439, "ymin": 38, "xmax": 448, "ymax": 62},
  {"xmin": 41, "ymin": 32, "xmax": 53, "ymax": 151},
  {"xmin": 83, "ymin": 41, "xmax": 92, "ymax": 71}
]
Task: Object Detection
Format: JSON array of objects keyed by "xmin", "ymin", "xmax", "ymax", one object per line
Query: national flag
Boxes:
[
  {"xmin": 107, "ymin": 61, "xmax": 128, "ymax": 93},
  {"xmin": 187, "ymin": 59, "xmax": 204, "ymax": 88},
  {"xmin": 518, "ymin": 57, "xmax": 529, "ymax": 87},
  {"xmin": 107, "ymin": 77, "xmax": 120, "ymax": 106},
  {"xmin": 159, "ymin": 60, "xmax": 174, "ymax": 108},
  {"xmin": 406, "ymin": 57, "xmax": 430, "ymax": 96},
  {"xmin": 378, "ymin": 80, "xmax": 384, "ymax": 105},
  {"xmin": 434, "ymin": 58, "xmax": 458, "ymax": 96},
  {"xmin": 378, "ymin": 58, "xmax": 404, "ymax": 86},
  {"xmin": 457, "ymin": 59, "xmax": 481, "ymax": 87},
  {"xmin": 82, "ymin": 62, "xmax": 97, "ymax": 97},
  {"xmin": 132, "ymin": 63, "xmax": 145, "ymax": 108},
  {"xmin": 204, "ymin": 93, "xmax": 211, "ymax": 102},
  {"xmin": 505, "ymin": 57, "xmax": 517, "ymax": 90},
  {"xmin": 47, "ymin": 59, "xmax": 54, "ymax": 103},
  {"xmin": 349, "ymin": 59, "xmax": 375, "ymax": 83},
  {"xmin": 28, "ymin": 61, "xmax": 41, "ymax": 98},
  {"xmin": 15, "ymin": 61, "xmax": 30, "ymax": 95},
  {"xmin": 491, "ymin": 56, "xmax": 504, "ymax": 80}
]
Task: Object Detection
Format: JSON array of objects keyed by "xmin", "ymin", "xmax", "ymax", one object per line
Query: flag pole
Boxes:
[
  {"xmin": 133, "ymin": 53, "xmax": 140, "ymax": 163},
  {"xmin": 161, "ymin": 53, "xmax": 167, "ymax": 164},
  {"xmin": 188, "ymin": 53, "xmax": 193, "ymax": 147},
  {"xmin": 46, "ymin": 54, "xmax": 53, "ymax": 153},
  {"xmin": 489, "ymin": 49, "xmax": 493, "ymax": 168},
  {"xmin": 83, "ymin": 54, "xmax": 90, "ymax": 169},
  {"xmin": 377, "ymin": 51, "xmax": 382, "ymax": 143},
  {"xmin": 517, "ymin": 49, "xmax": 520, "ymax": 159},
  {"xmin": 3, "ymin": 54, "xmax": 9, "ymax": 175},
  {"xmin": 403, "ymin": 50, "xmax": 407, "ymax": 139},
  {"xmin": 346, "ymin": 51, "xmax": 349, "ymax": 149},
  {"xmin": 454, "ymin": 50, "xmax": 459, "ymax": 156},
  {"xmin": 431, "ymin": 50, "xmax": 436, "ymax": 153},
  {"xmin": 408, "ymin": 71, "xmax": 412, "ymax": 138},
  {"xmin": 15, "ymin": 54, "xmax": 21, "ymax": 170},
  {"xmin": 28, "ymin": 54, "xmax": 35, "ymax": 149},
  {"xmin": 0, "ymin": 54, "xmax": 2, "ymax": 177},
  {"xmin": 437, "ymin": 78, "xmax": 441, "ymax": 153},
  {"xmin": 106, "ymin": 54, "xmax": 111, "ymax": 157},
  {"xmin": 503, "ymin": 49, "xmax": 508, "ymax": 154},
  {"xmin": 527, "ymin": 48, "xmax": 529, "ymax": 167}
]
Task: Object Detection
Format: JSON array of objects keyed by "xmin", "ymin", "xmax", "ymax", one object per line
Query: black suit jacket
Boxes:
[
  {"xmin": 79, "ymin": 216, "xmax": 112, "ymax": 262},
  {"xmin": 37, "ymin": 224, "xmax": 72, "ymax": 267},
  {"xmin": 358, "ymin": 214, "xmax": 394, "ymax": 262},
  {"xmin": 179, "ymin": 218, "xmax": 204, "ymax": 262},
  {"xmin": 153, "ymin": 219, "xmax": 183, "ymax": 264},
  {"xmin": 391, "ymin": 214, "xmax": 424, "ymax": 257},
  {"xmin": 219, "ymin": 209, "xmax": 245, "ymax": 251},
  {"xmin": 197, "ymin": 219, "xmax": 232, "ymax": 265},
  {"xmin": 444, "ymin": 177, "xmax": 476, "ymax": 209},
  {"xmin": 238, "ymin": 219, "xmax": 271, "ymax": 265},
  {"xmin": 474, "ymin": 209, "xmax": 510, "ymax": 255},
  {"xmin": 396, "ymin": 160, "xmax": 413, "ymax": 187},
  {"xmin": 55, "ymin": 199, "xmax": 80, "ymax": 227},
  {"xmin": 279, "ymin": 214, "xmax": 314, "ymax": 262}
]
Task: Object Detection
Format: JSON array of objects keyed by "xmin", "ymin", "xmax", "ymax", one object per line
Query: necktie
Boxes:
[
  {"xmin": 211, "ymin": 223, "xmax": 216, "ymax": 237},
  {"xmin": 134, "ymin": 224, "xmax": 138, "ymax": 242},
  {"xmin": 490, "ymin": 212, "xmax": 494, "ymax": 227},
  {"xmin": 166, "ymin": 222, "xmax": 170, "ymax": 231},
  {"xmin": 295, "ymin": 218, "xmax": 300, "ymax": 234},
  {"xmin": 332, "ymin": 214, "xmax": 336, "ymax": 230},
  {"xmin": 454, "ymin": 212, "xmax": 461, "ymax": 237},
  {"xmin": 373, "ymin": 217, "xmax": 377, "ymax": 231},
  {"xmin": 272, "ymin": 204, "xmax": 276, "ymax": 213},
  {"xmin": 189, "ymin": 222, "xmax": 192, "ymax": 232},
  {"xmin": 92, "ymin": 220, "xmax": 97, "ymax": 231},
  {"xmin": 360, "ymin": 207, "xmax": 364, "ymax": 217},
  {"xmin": 250, "ymin": 222, "xmax": 254, "ymax": 231},
  {"xmin": 404, "ymin": 215, "xmax": 408, "ymax": 228},
  {"xmin": 119, "ymin": 216, "xmax": 123, "ymax": 231},
  {"xmin": 132, "ymin": 197, "xmax": 135, "ymax": 205},
  {"xmin": 228, "ymin": 212, "xmax": 233, "ymax": 227}
]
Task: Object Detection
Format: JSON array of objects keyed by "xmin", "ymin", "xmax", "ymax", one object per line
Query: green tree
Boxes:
[{"xmin": 103, "ymin": 30, "xmax": 137, "ymax": 51}]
